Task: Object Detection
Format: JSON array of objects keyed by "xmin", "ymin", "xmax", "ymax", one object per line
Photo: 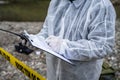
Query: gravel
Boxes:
[
  {"xmin": 0, "ymin": 22, "xmax": 46, "ymax": 80},
  {"xmin": 0, "ymin": 21, "xmax": 120, "ymax": 80}
]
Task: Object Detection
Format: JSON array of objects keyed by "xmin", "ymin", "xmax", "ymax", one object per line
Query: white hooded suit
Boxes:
[{"xmin": 36, "ymin": 0, "xmax": 116, "ymax": 80}]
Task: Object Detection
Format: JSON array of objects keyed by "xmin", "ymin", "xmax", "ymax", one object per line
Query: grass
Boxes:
[{"xmin": 0, "ymin": 1, "xmax": 50, "ymax": 21}]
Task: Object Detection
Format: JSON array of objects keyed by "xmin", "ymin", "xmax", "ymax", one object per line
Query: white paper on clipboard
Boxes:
[{"xmin": 23, "ymin": 31, "xmax": 73, "ymax": 64}]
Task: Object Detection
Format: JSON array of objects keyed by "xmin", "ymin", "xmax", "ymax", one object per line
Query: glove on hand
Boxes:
[{"xmin": 46, "ymin": 36, "xmax": 63, "ymax": 54}]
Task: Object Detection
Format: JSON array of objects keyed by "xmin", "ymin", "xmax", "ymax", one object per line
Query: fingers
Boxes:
[
  {"xmin": 46, "ymin": 36, "xmax": 54, "ymax": 42},
  {"xmin": 46, "ymin": 36, "xmax": 59, "ymax": 43},
  {"xmin": 45, "ymin": 36, "xmax": 62, "ymax": 53}
]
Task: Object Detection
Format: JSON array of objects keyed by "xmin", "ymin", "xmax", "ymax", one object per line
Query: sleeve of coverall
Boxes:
[
  {"xmin": 60, "ymin": 5, "xmax": 116, "ymax": 61},
  {"xmin": 35, "ymin": 16, "xmax": 48, "ymax": 39},
  {"xmin": 35, "ymin": 0, "xmax": 53, "ymax": 39}
]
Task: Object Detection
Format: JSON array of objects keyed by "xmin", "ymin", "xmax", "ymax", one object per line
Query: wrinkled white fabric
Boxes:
[{"xmin": 36, "ymin": 0, "xmax": 116, "ymax": 80}]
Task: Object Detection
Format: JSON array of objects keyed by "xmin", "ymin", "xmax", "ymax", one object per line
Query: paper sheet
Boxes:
[{"xmin": 24, "ymin": 31, "xmax": 73, "ymax": 64}]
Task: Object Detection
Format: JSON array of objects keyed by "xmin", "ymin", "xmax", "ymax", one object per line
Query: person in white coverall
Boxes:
[{"xmin": 35, "ymin": 0, "xmax": 116, "ymax": 80}]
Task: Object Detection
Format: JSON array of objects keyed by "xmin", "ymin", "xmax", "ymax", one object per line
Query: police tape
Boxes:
[{"xmin": 0, "ymin": 48, "xmax": 46, "ymax": 80}]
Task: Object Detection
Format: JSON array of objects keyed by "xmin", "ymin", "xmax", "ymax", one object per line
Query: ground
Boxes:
[{"xmin": 0, "ymin": 21, "xmax": 120, "ymax": 80}]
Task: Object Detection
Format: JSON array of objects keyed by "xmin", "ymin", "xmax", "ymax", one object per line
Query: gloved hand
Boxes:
[{"xmin": 46, "ymin": 36, "xmax": 63, "ymax": 54}]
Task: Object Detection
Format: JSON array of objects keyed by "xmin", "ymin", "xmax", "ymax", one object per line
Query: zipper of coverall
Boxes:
[
  {"xmin": 58, "ymin": 2, "xmax": 72, "ymax": 39},
  {"xmin": 64, "ymin": 4, "xmax": 81, "ymax": 39}
]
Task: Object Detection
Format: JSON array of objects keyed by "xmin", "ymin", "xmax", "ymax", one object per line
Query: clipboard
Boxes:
[{"xmin": 23, "ymin": 31, "xmax": 73, "ymax": 64}]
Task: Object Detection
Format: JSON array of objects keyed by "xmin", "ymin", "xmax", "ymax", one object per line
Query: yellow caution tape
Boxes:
[{"xmin": 0, "ymin": 48, "xmax": 46, "ymax": 80}]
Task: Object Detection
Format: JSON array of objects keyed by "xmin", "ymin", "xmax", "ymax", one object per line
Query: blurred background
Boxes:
[
  {"xmin": 0, "ymin": 0, "xmax": 120, "ymax": 80},
  {"xmin": 0, "ymin": 0, "xmax": 120, "ymax": 21},
  {"xmin": 0, "ymin": 0, "xmax": 50, "ymax": 21}
]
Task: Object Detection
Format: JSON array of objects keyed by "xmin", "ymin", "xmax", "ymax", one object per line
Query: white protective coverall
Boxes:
[{"xmin": 36, "ymin": 0, "xmax": 116, "ymax": 80}]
